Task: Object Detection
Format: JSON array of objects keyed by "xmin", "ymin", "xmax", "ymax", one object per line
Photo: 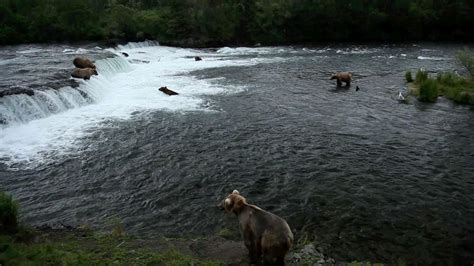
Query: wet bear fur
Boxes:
[
  {"xmin": 71, "ymin": 68, "xmax": 98, "ymax": 80},
  {"xmin": 330, "ymin": 72, "xmax": 352, "ymax": 86},
  {"xmin": 218, "ymin": 190, "xmax": 293, "ymax": 265},
  {"xmin": 159, "ymin": 86, "xmax": 179, "ymax": 96},
  {"xmin": 73, "ymin": 57, "xmax": 96, "ymax": 69}
]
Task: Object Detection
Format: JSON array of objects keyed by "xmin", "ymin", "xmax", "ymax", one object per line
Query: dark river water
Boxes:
[{"xmin": 0, "ymin": 42, "xmax": 473, "ymax": 264}]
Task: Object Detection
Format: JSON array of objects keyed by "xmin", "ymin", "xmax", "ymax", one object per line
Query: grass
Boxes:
[
  {"xmin": 418, "ymin": 79, "xmax": 439, "ymax": 102},
  {"xmin": 0, "ymin": 192, "xmax": 224, "ymax": 265},
  {"xmin": 415, "ymin": 69, "xmax": 428, "ymax": 84},
  {"xmin": 404, "ymin": 50, "xmax": 474, "ymax": 104},
  {"xmin": 457, "ymin": 49, "xmax": 474, "ymax": 78},
  {"xmin": 0, "ymin": 231, "xmax": 224, "ymax": 265},
  {"xmin": 0, "ymin": 191, "xmax": 18, "ymax": 234},
  {"xmin": 405, "ymin": 71, "xmax": 413, "ymax": 83}
]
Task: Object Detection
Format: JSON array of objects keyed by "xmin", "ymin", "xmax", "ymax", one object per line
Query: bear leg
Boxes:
[
  {"xmin": 248, "ymin": 242, "xmax": 261, "ymax": 264},
  {"xmin": 337, "ymin": 79, "xmax": 342, "ymax": 87},
  {"xmin": 346, "ymin": 80, "xmax": 351, "ymax": 87}
]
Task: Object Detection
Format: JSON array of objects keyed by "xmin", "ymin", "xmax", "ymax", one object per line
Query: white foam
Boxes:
[
  {"xmin": 417, "ymin": 56, "xmax": 449, "ymax": 61},
  {"xmin": 336, "ymin": 48, "xmax": 379, "ymax": 55},
  {"xmin": 216, "ymin": 46, "xmax": 286, "ymax": 55},
  {"xmin": 16, "ymin": 48, "xmax": 42, "ymax": 54},
  {"xmin": 0, "ymin": 43, "xmax": 284, "ymax": 168}
]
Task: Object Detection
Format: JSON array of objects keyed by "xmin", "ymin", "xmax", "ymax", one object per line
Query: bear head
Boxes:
[{"xmin": 218, "ymin": 190, "xmax": 247, "ymax": 214}]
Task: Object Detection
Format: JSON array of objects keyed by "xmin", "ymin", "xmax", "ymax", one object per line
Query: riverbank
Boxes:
[
  {"xmin": 1, "ymin": 225, "xmax": 343, "ymax": 265},
  {"xmin": 0, "ymin": 191, "xmax": 338, "ymax": 265},
  {"xmin": 0, "ymin": 226, "xmax": 238, "ymax": 265}
]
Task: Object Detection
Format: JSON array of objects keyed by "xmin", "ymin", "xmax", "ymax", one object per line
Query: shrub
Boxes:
[
  {"xmin": 456, "ymin": 49, "xmax": 474, "ymax": 79},
  {"xmin": 458, "ymin": 91, "xmax": 474, "ymax": 105},
  {"xmin": 0, "ymin": 192, "xmax": 18, "ymax": 234},
  {"xmin": 415, "ymin": 69, "xmax": 428, "ymax": 84},
  {"xmin": 418, "ymin": 79, "xmax": 438, "ymax": 102},
  {"xmin": 405, "ymin": 71, "xmax": 414, "ymax": 82},
  {"xmin": 436, "ymin": 72, "xmax": 461, "ymax": 86}
]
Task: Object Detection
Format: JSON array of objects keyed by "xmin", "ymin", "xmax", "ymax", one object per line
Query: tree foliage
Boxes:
[{"xmin": 1, "ymin": 0, "xmax": 473, "ymax": 46}]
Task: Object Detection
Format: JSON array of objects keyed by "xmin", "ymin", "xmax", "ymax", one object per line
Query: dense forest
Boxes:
[{"xmin": 1, "ymin": 0, "xmax": 473, "ymax": 46}]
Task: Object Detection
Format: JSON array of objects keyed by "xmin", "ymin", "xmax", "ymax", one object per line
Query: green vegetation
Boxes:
[
  {"xmin": 1, "ymin": 0, "xmax": 474, "ymax": 46},
  {"xmin": 418, "ymin": 79, "xmax": 439, "ymax": 102},
  {"xmin": 0, "ymin": 191, "xmax": 18, "ymax": 234},
  {"xmin": 415, "ymin": 69, "xmax": 428, "ymax": 84},
  {"xmin": 0, "ymin": 192, "xmax": 223, "ymax": 265},
  {"xmin": 406, "ymin": 50, "xmax": 474, "ymax": 104},
  {"xmin": 457, "ymin": 49, "xmax": 474, "ymax": 78},
  {"xmin": 405, "ymin": 71, "xmax": 413, "ymax": 83},
  {"xmin": 0, "ymin": 232, "xmax": 224, "ymax": 265}
]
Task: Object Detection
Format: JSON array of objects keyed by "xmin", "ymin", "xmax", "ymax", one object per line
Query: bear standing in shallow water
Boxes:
[
  {"xmin": 218, "ymin": 190, "xmax": 293, "ymax": 265},
  {"xmin": 71, "ymin": 68, "xmax": 98, "ymax": 80},
  {"xmin": 331, "ymin": 72, "xmax": 352, "ymax": 87}
]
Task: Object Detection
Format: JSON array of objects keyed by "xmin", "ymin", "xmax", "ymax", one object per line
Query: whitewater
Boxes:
[{"xmin": 0, "ymin": 42, "xmax": 282, "ymax": 168}]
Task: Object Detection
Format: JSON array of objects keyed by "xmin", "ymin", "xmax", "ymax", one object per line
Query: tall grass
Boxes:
[
  {"xmin": 436, "ymin": 72, "xmax": 462, "ymax": 86},
  {"xmin": 415, "ymin": 69, "xmax": 428, "ymax": 84},
  {"xmin": 405, "ymin": 71, "xmax": 414, "ymax": 83},
  {"xmin": 456, "ymin": 49, "xmax": 474, "ymax": 79},
  {"xmin": 435, "ymin": 72, "xmax": 474, "ymax": 104},
  {"xmin": 418, "ymin": 79, "xmax": 438, "ymax": 102},
  {"xmin": 0, "ymin": 192, "xmax": 19, "ymax": 234}
]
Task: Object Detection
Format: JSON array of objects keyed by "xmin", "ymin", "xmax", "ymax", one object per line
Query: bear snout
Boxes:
[{"xmin": 217, "ymin": 201, "xmax": 225, "ymax": 210}]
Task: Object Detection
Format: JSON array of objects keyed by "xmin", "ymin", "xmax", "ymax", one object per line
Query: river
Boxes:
[{"xmin": 0, "ymin": 42, "xmax": 473, "ymax": 264}]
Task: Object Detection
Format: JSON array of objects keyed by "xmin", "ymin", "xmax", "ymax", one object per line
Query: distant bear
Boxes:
[
  {"xmin": 218, "ymin": 190, "xmax": 293, "ymax": 265},
  {"xmin": 331, "ymin": 72, "xmax": 352, "ymax": 87},
  {"xmin": 71, "ymin": 68, "xmax": 98, "ymax": 80},
  {"xmin": 73, "ymin": 57, "xmax": 96, "ymax": 69},
  {"xmin": 159, "ymin": 86, "xmax": 179, "ymax": 96}
]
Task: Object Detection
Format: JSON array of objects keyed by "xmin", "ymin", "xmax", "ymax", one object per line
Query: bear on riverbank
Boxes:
[
  {"xmin": 73, "ymin": 57, "xmax": 96, "ymax": 69},
  {"xmin": 71, "ymin": 68, "xmax": 98, "ymax": 80},
  {"xmin": 218, "ymin": 190, "xmax": 293, "ymax": 265},
  {"xmin": 330, "ymin": 72, "xmax": 352, "ymax": 87}
]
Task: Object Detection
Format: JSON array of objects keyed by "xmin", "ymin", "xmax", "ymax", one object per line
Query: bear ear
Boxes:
[{"xmin": 232, "ymin": 190, "xmax": 239, "ymax": 195}]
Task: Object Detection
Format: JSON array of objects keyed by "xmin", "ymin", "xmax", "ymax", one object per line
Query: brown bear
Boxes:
[
  {"xmin": 159, "ymin": 86, "xmax": 179, "ymax": 96},
  {"xmin": 218, "ymin": 190, "xmax": 293, "ymax": 265},
  {"xmin": 71, "ymin": 68, "xmax": 98, "ymax": 80},
  {"xmin": 73, "ymin": 57, "xmax": 96, "ymax": 69},
  {"xmin": 330, "ymin": 72, "xmax": 352, "ymax": 87}
]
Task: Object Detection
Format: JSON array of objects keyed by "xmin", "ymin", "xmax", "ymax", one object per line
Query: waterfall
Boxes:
[
  {"xmin": 0, "ymin": 56, "xmax": 131, "ymax": 126},
  {"xmin": 116, "ymin": 40, "xmax": 160, "ymax": 50},
  {"xmin": 95, "ymin": 56, "xmax": 133, "ymax": 77}
]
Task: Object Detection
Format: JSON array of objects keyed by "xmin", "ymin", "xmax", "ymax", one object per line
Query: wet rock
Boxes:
[
  {"xmin": 287, "ymin": 243, "xmax": 335, "ymax": 265},
  {"xmin": 0, "ymin": 87, "xmax": 35, "ymax": 98},
  {"xmin": 121, "ymin": 52, "xmax": 129, "ymax": 57},
  {"xmin": 195, "ymin": 56, "xmax": 202, "ymax": 61}
]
